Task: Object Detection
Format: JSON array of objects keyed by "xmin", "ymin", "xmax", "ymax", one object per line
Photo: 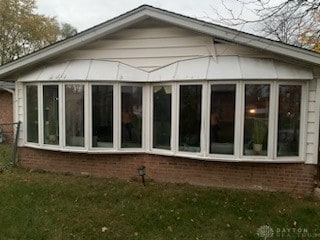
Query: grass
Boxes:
[{"xmin": 0, "ymin": 168, "xmax": 319, "ymax": 240}]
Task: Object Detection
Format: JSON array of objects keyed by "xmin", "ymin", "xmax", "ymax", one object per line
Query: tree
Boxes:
[
  {"xmin": 58, "ymin": 22, "xmax": 78, "ymax": 41},
  {"xmin": 0, "ymin": 0, "xmax": 77, "ymax": 65},
  {"xmin": 211, "ymin": 0, "xmax": 320, "ymax": 51}
]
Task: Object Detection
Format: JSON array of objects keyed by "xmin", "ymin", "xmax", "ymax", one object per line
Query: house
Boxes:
[
  {"xmin": 0, "ymin": 81, "xmax": 15, "ymax": 143},
  {"xmin": 0, "ymin": 5, "xmax": 319, "ymax": 194}
]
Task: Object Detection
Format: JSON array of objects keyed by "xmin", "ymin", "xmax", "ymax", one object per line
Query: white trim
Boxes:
[{"xmin": 313, "ymin": 79, "xmax": 320, "ymax": 165}]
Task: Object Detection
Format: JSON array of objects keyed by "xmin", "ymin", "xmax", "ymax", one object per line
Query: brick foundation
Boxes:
[{"xmin": 18, "ymin": 147, "xmax": 316, "ymax": 195}]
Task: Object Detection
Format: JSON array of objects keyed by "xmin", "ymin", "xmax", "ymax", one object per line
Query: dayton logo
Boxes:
[{"xmin": 257, "ymin": 225, "xmax": 274, "ymax": 240}]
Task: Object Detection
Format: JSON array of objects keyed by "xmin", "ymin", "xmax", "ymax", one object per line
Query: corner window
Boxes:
[
  {"xmin": 277, "ymin": 85, "xmax": 301, "ymax": 156},
  {"xmin": 179, "ymin": 85, "xmax": 202, "ymax": 152},
  {"xmin": 244, "ymin": 84, "xmax": 270, "ymax": 156},
  {"xmin": 65, "ymin": 85, "xmax": 84, "ymax": 147},
  {"xmin": 92, "ymin": 85, "xmax": 113, "ymax": 148},
  {"xmin": 153, "ymin": 86, "xmax": 172, "ymax": 150},
  {"xmin": 121, "ymin": 86, "xmax": 142, "ymax": 148},
  {"xmin": 43, "ymin": 85, "xmax": 59, "ymax": 145},
  {"xmin": 210, "ymin": 84, "xmax": 236, "ymax": 155},
  {"xmin": 26, "ymin": 85, "xmax": 39, "ymax": 143}
]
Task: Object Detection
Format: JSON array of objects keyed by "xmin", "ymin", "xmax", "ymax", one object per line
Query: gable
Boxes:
[{"xmin": 53, "ymin": 19, "xmax": 216, "ymax": 71}]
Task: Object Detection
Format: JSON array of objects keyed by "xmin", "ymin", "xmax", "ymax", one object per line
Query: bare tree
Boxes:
[{"xmin": 210, "ymin": 0, "xmax": 320, "ymax": 50}]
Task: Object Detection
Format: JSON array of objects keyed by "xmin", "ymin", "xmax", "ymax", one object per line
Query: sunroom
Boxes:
[{"xmin": 22, "ymin": 56, "xmax": 311, "ymax": 162}]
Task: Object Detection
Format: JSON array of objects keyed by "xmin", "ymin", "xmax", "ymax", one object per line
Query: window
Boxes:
[
  {"xmin": 26, "ymin": 85, "xmax": 38, "ymax": 143},
  {"xmin": 244, "ymin": 84, "xmax": 270, "ymax": 156},
  {"xmin": 153, "ymin": 86, "xmax": 172, "ymax": 150},
  {"xmin": 210, "ymin": 84, "xmax": 236, "ymax": 155},
  {"xmin": 23, "ymin": 81, "xmax": 304, "ymax": 161},
  {"xmin": 65, "ymin": 85, "xmax": 84, "ymax": 147},
  {"xmin": 92, "ymin": 85, "xmax": 113, "ymax": 148},
  {"xmin": 179, "ymin": 85, "xmax": 202, "ymax": 152},
  {"xmin": 43, "ymin": 85, "xmax": 59, "ymax": 145},
  {"xmin": 121, "ymin": 86, "xmax": 142, "ymax": 148},
  {"xmin": 277, "ymin": 85, "xmax": 302, "ymax": 156}
]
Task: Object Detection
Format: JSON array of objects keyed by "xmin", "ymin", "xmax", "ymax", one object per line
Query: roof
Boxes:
[{"xmin": 0, "ymin": 4, "xmax": 320, "ymax": 81}]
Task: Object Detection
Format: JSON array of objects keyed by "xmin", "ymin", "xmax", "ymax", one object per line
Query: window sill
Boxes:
[{"xmin": 22, "ymin": 143, "xmax": 305, "ymax": 164}]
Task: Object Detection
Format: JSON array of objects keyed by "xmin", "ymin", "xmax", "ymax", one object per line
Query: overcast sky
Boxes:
[{"xmin": 36, "ymin": 0, "xmax": 256, "ymax": 32}]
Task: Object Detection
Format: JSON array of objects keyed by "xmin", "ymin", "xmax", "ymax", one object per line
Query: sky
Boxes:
[{"xmin": 35, "ymin": 0, "xmax": 256, "ymax": 32}]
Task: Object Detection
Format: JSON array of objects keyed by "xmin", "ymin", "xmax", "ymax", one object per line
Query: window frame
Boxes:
[
  {"xmin": 22, "ymin": 80, "xmax": 307, "ymax": 163},
  {"xmin": 240, "ymin": 81, "xmax": 272, "ymax": 160},
  {"xmin": 150, "ymin": 83, "xmax": 175, "ymax": 154},
  {"xmin": 118, "ymin": 83, "xmax": 145, "ymax": 152},
  {"xmin": 24, "ymin": 83, "xmax": 40, "ymax": 146},
  {"xmin": 176, "ymin": 82, "xmax": 206, "ymax": 157},
  {"xmin": 274, "ymin": 81, "xmax": 307, "ymax": 161},
  {"xmin": 89, "ymin": 83, "xmax": 117, "ymax": 152},
  {"xmin": 42, "ymin": 83, "xmax": 61, "ymax": 148},
  {"xmin": 63, "ymin": 82, "xmax": 88, "ymax": 151},
  {"xmin": 207, "ymin": 81, "xmax": 240, "ymax": 159}
]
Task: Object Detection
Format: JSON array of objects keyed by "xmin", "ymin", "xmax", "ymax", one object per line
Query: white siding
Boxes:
[
  {"xmin": 55, "ymin": 26, "xmax": 216, "ymax": 71},
  {"xmin": 16, "ymin": 81, "xmax": 24, "ymax": 146},
  {"xmin": 305, "ymin": 79, "xmax": 318, "ymax": 164}
]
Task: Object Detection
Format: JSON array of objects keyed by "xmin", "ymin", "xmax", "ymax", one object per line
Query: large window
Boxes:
[
  {"xmin": 24, "ymin": 81, "xmax": 304, "ymax": 161},
  {"xmin": 153, "ymin": 86, "xmax": 172, "ymax": 150},
  {"xmin": 121, "ymin": 86, "xmax": 142, "ymax": 148},
  {"xmin": 277, "ymin": 85, "xmax": 302, "ymax": 156},
  {"xmin": 244, "ymin": 84, "xmax": 270, "ymax": 156},
  {"xmin": 92, "ymin": 85, "xmax": 113, "ymax": 148},
  {"xmin": 26, "ymin": 85, "xmax": 38, "ymax": 143},
  {"xmin": 43, "ymin": 85, "xmax": 59, "ymax": 145},
  {"xmin": 210, "ymin": 84, "xmax": 236, "ymax": 155},
  {"xmin": 179, "ymin": 85, "xmax": 202, "ymax": 152},
  {"xmin": 65, "ymin": 85, "xmax": 84, "ymax": 147}
]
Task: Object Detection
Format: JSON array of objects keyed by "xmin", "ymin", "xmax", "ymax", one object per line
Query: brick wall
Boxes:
[
  {"xmin": 0, "ymin": 90, "xmax": 13, "ymax": 143},
  {"xmin": 18, "ymin": 147, "xmax": 316, "ymax": 195}
]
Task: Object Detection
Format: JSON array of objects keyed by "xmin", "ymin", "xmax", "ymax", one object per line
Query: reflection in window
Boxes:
[
  {"xmin": 210, "ymin": 85, "xmax": 235, "ymax": 154},
  {"xmin": 121, "ymin": 86, "xmax": 142, "ymax": 148},
  {"xmin": 153, "ymin": 86, "xmax": 171, "ymax": 150},
  {"xmin": 92, "ymin": 85, "xmax": 113, "ymax": 148},
  {"xmin": 26, "ymin": 85, "xmax": 38, "ymax": 143},
  {"xmin": 244, "ymin": 84, "xmax": 270, "ymax": 156},
  {"xmin": 65, "ymin": 85, "xmax": 84, "ymax": 147},
  {"xmin": 43, "ymin": 85, "xmax": 59, "ymax": 145},
  {"xmin": 179, "ymin": 85, "xmax": 202, "ymax": 152},
  {"xmin": 277, "ymin": 85, "xmax": 301, "ymax": 156}
]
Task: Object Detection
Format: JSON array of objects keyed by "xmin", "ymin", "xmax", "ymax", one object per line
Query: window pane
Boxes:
[
  {"xmin": 26, "ymin": 85, "xmax": 38, "ymax": 143},
  {"xmin": 277, "ymin": 85, "xmax": 301, "ymax": 156},
  {"xmin": 65, "ymin": 85, "xmax": 84, "ymax": 147},
  {"xmin": 179, "ymin": 85, "xmax": 202, "ymax": 152},
  {"xmin": 210, "ymin": 84, "xmax": 235, "ymax": 154},
  {"xmin": 153, "ymin": 86, "xmax": 171, "ymax": 150},
  {"xmin": 121, "ymin": 86, "xmax": 142, "ymax": 148},
  {"xmin": 43, "ymin": 85, "xmax": 59, "ymax": 145},
  {"xmin": 244, "ymin": 84, "xmax": 270, "ymax": 156},
  {"xmin": 92, "ymin": 85, "xmax": 113, "ymax": 148}
]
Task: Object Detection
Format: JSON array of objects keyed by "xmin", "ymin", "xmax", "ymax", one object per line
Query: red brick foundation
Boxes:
[{"xmin": 18, "ymin": 147, "xmax": 316, "ymax": 195}]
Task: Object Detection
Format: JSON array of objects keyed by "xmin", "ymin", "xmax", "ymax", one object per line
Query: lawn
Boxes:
[{"xmin": 0, "ymin": 168, "xmax": 319, "ymax": 240}]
